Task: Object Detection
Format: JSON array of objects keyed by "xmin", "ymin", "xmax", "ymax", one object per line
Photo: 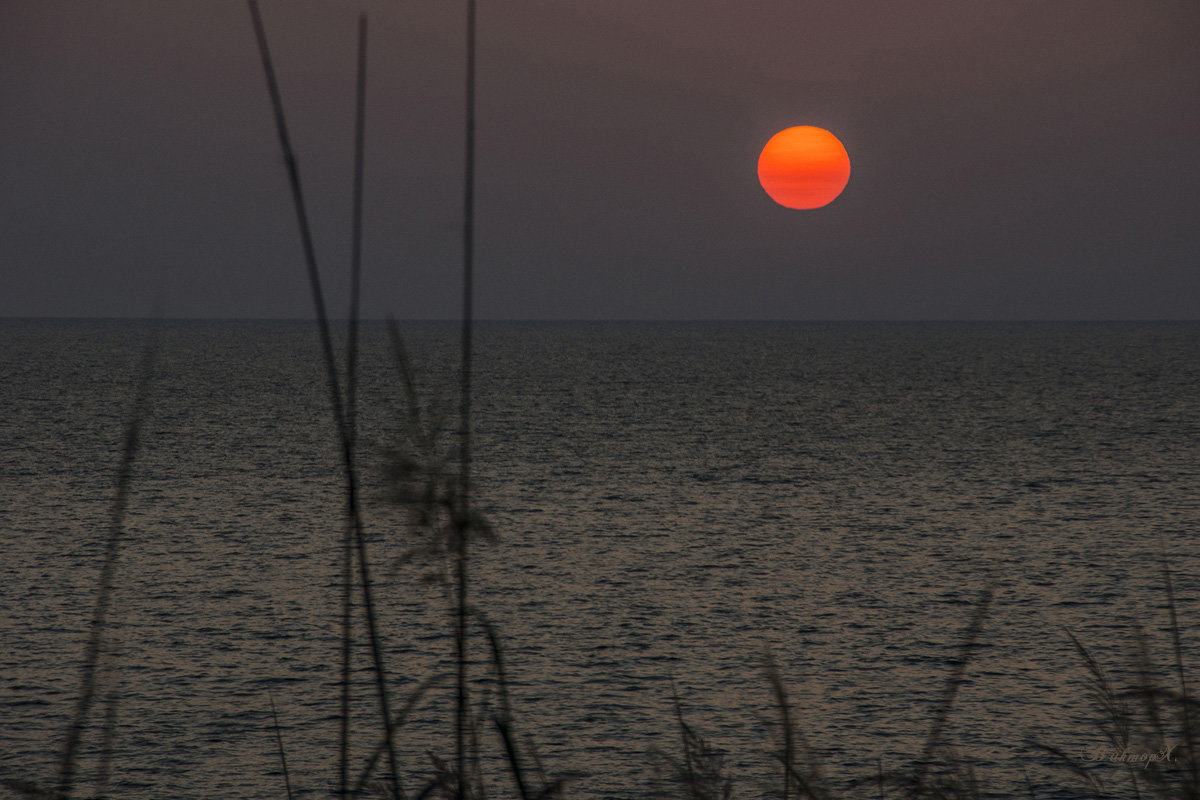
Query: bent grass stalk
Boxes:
[
  {"xmin": 904, "ymin": 582, "xmax": 994, "ymax": 800},
  {"xmin": 657, "ymin": 682, "xmax": 734, "ymax": 800},
  {"xmin": 765, "ymin": 650, "xmax": 829, "ymax": 800},
  {"xmin": 1034, "ymin": 564, "xmax": 1197, "ymax": 800}
]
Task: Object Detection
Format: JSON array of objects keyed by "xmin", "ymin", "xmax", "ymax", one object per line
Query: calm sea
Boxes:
[{"xmin": 2, "ymin": 319, "xmax": 1198, "ymax": 799}]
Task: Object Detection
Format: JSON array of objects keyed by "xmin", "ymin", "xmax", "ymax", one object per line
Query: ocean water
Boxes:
[{"xmin": 2, "ymin": 319, "xmax": 1198, "ymax": 799}]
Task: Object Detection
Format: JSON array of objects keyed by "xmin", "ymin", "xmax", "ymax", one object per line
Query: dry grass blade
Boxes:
[
  {"xmin": 521, "ymin": 727, "xmax": 569, "ymax": 800},
  {"xmin": 764, "ymin": 653, "xmax": 795, "ymax": 800},
  {"xmin": 1036, "ymin": 558, "xmax": 1200, "ymax": 800},
  {"xmin": 1057, "ymin": 627, "xmax": 1144, "ymax": 797},
  {"xmin": 1162, "ymin": 559, "xmax": 1198, "ymax": 795},
  {"xmin": 1134, "ymin": 627, "xmax": 1170, "ymax": 747},
  {"xmin": 478, "ymin": 614, "xmax": 531, "ymax": 800},
  {"xmin": 764, "ymin": 650, "xmax": 827, "ymax": 800},
  {"xmin": 491, "ymin": 718, "xmax": 530, "ymax": 800},
  {"xmin": 1063, "ymin": 627, "xmax": 1133, "ymax": 751},
  {"xmin": 655, "ymin": 685, "xmax": 733, "ymax": 800},
  {"xmin": 904, "ymin": 582, "xmax": 994, "ymax": 800}
]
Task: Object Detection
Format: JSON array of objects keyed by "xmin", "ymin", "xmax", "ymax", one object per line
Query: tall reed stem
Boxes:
[
  {"xmin": 340, "ymin": 14, "xmax": 368, "ymax": 799},
  {"xmin": 456, "ymin": 0, "xmax": 478, "ymax": 796},
  {"xmin": 245, "ymin": 3, "xmax": 401, "ymax": 796}
]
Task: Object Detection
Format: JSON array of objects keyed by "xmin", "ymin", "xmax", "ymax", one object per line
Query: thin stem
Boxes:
[
  {"xmin": 269, "ymin": 690, "xmax": 296, "ymax": 800},
  {"xmin": 353, "ymin": 674, "xmax": 450, "ymax": 796},
  {"xmin": 765, "ymin": 654, "xmax": 794, "ymax": 800},
  {"xmin": 347, "ymin": 26, "xmax": 366, "ymax": 448},
  {"xmin": 58, "ymin": 333, "xmax": 155, "ymax": 798},
  {"xmin": 481, "ymin": 614, "xmax": 531, "ymax": 800},
  {"xmin": 457, "ymin": 0, "xmax": 477, "ymax": 796},
  {"xmin": 245, "ymin": 3, "xmax": 401, "ymax": 796},
  {"xmin": 94, "ymin": 639, "xmax": 121, "ymax": 800},
  {"xmin": 1162, "ymin": 557, "xmax": 1197, "ymax": 791},
  {"xmin": 340, "ymin": 14, "xmax": 368, "ymax": 799},
  {"xmin": 908, "ymin": 582, "xmax": 994, "ymax": 798}
]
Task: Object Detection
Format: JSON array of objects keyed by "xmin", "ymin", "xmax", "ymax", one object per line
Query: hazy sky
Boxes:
[{"xmin": 2, "ymin": 0, "xmax": 1197, "ymax": 319}]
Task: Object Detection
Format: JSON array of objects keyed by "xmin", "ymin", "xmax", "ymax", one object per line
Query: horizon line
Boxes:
[{"xmin": 3, "ymin": 316, "xmax": 1199, "ymax": 324}]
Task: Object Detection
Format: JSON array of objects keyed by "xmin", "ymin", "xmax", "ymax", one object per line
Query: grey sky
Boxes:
[{"xmin": 2, "ymin": 0, "xmax": 1197, "ymax": 319}]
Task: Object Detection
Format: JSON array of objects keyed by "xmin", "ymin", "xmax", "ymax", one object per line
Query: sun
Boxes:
[{"xmin": 757, "ymin": 126, "xmax": 851, "ymax": 210}]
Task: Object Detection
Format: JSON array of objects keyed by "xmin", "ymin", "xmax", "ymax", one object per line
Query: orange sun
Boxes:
[{"xmin": 757, "ymin": 126, "xmax": 851, "ymax": 210}]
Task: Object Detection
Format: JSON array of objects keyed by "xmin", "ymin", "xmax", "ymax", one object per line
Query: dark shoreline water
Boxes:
[{"xmin": 3, "ymin": 320, "xmax": 1198, "ymax": 798}]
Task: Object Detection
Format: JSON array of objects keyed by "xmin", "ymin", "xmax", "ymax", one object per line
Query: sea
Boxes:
[{"xmin": 2, "ymin": 319, "xmax": 1198, "ymax": 799}]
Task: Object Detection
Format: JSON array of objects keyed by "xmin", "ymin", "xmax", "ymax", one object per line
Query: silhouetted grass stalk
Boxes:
[
  {"xmin": 1162, "ymin": 558, "xmax": 1198, "ymax": 793},
  {"xmin": 456, "ymin": 0, "xmax": 479, "ymax": 797},
  {"xmin": 352, "ymin": 674, "xmax": 450, "ymax": 796},
  {"xmin": 479, "ymin": 614, "xmax": 532, "ymax": 800},
  {"xmin": 905, "ymin": 582, "xmax": 994, "ymax": 799},
  {"xmin": 658, "ymin": 683, "xmax": 733, "ymax": 800},
  {"xmin": 245, "ymin": 2, "xmax": 401, "ymax": 796},
  {"xmin": 1032, "ymin": 562, "xmax": 1197, "ymax": 799},
  {"xmin": 94, "ymin": 655, "xmax": 120, "ymax": 800},
  {"xmin": 341, "ymin": 14, "xmax": 368, "ymax": 799},
  {"xmin": 1061, "ymin": 626, "xmax": 1143, "ymax": 794},
  {"xmin": 56, "ymin": 334, "xmax": 156, "ymax": 799},
  {"xmin": 268, "ymin": 690, "xmax": 295, "ymax": 800},
  {"xmin": 765, "ymin": 652, "xmax": 828, "ymax": 800}
]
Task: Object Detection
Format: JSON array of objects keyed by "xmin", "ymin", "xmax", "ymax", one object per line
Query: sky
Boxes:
[{"xmin": 2, "ymin": 0, "xmax": 1197, "ymax": 320}]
